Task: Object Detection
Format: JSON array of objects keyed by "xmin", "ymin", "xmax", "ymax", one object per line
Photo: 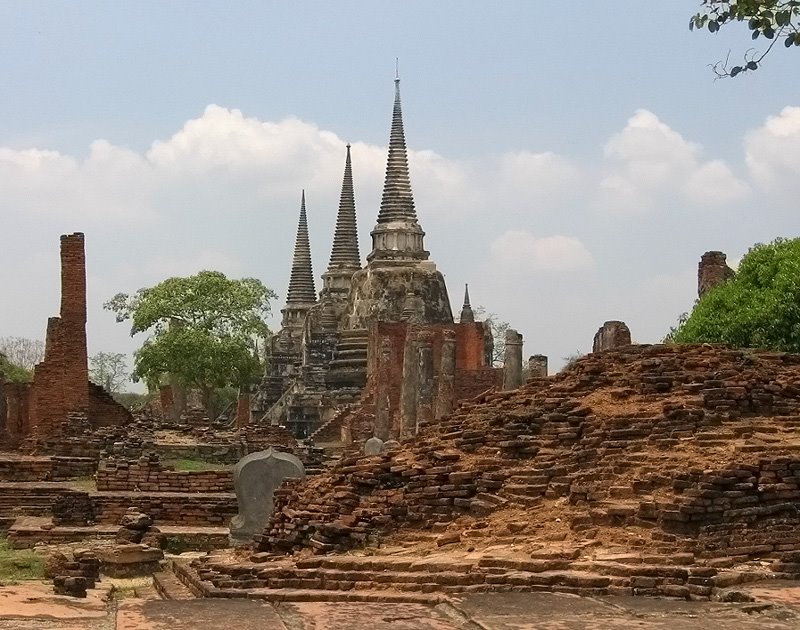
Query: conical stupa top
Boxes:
[
  {"xmin": 327, "ymin": 144, "xmax": 361, "ymax": 270},
  {"xmin": 460, "ymin": 284, "xmax": 475, "ymax": 323},
  {"xmin": 285, "ymin": 190, "xmax": 317, "ymax": 305},
  {"xmin": 376, "ymin": 78, "xmax": 417, "ymax": 224}
]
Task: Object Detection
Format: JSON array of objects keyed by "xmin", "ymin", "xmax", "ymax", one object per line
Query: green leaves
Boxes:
[
  {"xmin": 106, "ymin": 270, "xmax": 276, "ymax": 412},
  {"xmin": 672, "ymin": 238, "xmax": 800, "ymax": 353},
  {"xmin": 692, "ymin": 1, "xmax": 800, "ymax": 77}
]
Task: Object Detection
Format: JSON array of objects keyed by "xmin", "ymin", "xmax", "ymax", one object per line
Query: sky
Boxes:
[{"xmin": 2, "ymin": 1, "xmax": 800, "ymax": 388}]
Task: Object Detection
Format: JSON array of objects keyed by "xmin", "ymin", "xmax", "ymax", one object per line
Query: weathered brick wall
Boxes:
[
  {"xmin": 0, "ymin": 456, "xmax": 94, "ymax": 481},
  {"xmin": 32, "ymin": 317, "xmax": 66, "ymax": 438},
  {"xmin": 90, "ymin": 492, "xmax": 236, "ymax": 526},
  {"xmin": 0, "ymin": 381, "xmax": 33, "ymax": 448},
  {"xmin": 454, "ymin": 367, "xmax": 503, "ymax": 401},
  {"xmin": 96, "ymin": 457, "xmax": 232, "ymax": 493},
  {"xmin": 87, "ymin": 383, "xmax": 132, "ymax": 427}
]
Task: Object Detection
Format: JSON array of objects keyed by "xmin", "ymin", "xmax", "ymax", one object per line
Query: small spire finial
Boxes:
[
  {"xmin": 460, "ymin": 284, "xmax": 475, "ymax": 323},
  {"xmin": 395, "ymin": 57, "xmax": 399, "ymax": 81}
]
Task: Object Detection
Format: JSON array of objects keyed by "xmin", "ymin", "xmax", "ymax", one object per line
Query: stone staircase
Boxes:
[
  {"xmin": 326, "ymin": 329, "xmax": 368, "ymax": 387},
  {"xmin": 169, "ymin": 547, "xmax": 796, "ymax": 602}
]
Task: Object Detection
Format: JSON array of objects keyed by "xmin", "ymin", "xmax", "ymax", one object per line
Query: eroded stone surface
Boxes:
[{"xmin": 230, "ymin": 448, "xmax": 305, "ymax": 545}]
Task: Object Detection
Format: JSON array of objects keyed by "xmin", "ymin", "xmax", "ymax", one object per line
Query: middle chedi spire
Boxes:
[
  {"xmin": 321, "ymin": 144, "xmax": 361, "ymax": 299},
  {"xmin": 367, "ymin": 76, "xmax": 429, "ymax": 264}
]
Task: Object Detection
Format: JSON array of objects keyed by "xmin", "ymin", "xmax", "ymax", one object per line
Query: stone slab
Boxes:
[{"xmin": 229, "ymin": 448, "xmax": 305, "ymax": 545}]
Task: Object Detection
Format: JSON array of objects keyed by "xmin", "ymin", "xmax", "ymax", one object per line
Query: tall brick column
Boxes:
[
  {"xmin": 399, "ymin": 326, "xmax": 419, "ymax": 437},
  {"xmin": 235, "ymin": 392, "xmax": 251, "ymax": 430},
  {"xmin": 374, "ymin": 337, "xmax": 392, "ymax": 441},
  {"xmin": 435, "ymin": 330, "xmax": 456, "ymax": 419},
  {"xmin": 415, "ymin": 331, "xmax": 435, "ymax": 430},
  {"xmin": 59, "ymin": 233, "xmax": 89, "ymax": 416}
]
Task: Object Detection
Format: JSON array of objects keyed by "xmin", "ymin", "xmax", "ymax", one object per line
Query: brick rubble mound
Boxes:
[{"xmin": 256, "ymin": 344, "xmax": 800, "ymax": 562}]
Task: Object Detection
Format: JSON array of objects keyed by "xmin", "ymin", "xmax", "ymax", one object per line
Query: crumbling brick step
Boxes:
[{"xmin": 153, "ymin": 570, "xmax": 197, "ymax": 600}]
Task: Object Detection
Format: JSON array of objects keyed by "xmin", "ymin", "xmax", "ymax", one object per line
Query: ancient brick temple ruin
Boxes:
[
  {"xmin": 698, "ymin": 250, "xmax": 735, "ymax": 298},
  {"xmin": 255, "ymin": 78, "xmax": 509, "ymax": 439},
  {"xmin": 0, "ymin": 233, "xmax": 130, "ymax": 448}
]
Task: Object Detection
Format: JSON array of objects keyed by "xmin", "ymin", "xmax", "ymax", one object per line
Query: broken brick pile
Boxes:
[
  {"xmin": 51, "ymin": 550, "xmax": 100, "ymax": 598},
  {"xmin": 254, "ymin": 344, "xmax": 800, "ymax": 562}
]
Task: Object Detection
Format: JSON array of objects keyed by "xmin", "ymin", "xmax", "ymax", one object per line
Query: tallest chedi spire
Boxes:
[
  {"xmin": 367, "ymin": 77, "xmax": 428, "ymax": 263},
  {"xmin": 344, "ymin": 74, "xmax": 453, "ymax": 328}
]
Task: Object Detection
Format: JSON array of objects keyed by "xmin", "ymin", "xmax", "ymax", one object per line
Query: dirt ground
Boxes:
[{"xmin": 2, "ymin": 580, "xmax": 800, "ymax": 629}]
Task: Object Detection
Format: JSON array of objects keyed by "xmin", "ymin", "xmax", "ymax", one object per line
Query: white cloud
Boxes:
[
  {"xmin": 489, "ymin": 230, "xmax": 594, "ymax": 272},
  {"xmin": 745, "ymin": 106, "xmax": 800, "ymax": 201},
  {"xmin": 598, "ymin": 109, "xmax": 749, "ymax": 213},
  {"xmin": 683, "ymin": 160, "xmax": 750, "ymax": 206}
]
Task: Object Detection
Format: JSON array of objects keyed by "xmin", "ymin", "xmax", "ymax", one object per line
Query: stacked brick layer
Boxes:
[{"xmin": 96, "ymin": 457, "xmax": 232, "ymax": 493}]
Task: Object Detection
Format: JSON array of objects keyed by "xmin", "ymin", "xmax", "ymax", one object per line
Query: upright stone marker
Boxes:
[
  {"xmin": 364, "ymin": 437, "xmax": 385, "ymax": 455},
  {"xmin": 229, "ymin": 448, "xmax": 305, "ymax": 546}
]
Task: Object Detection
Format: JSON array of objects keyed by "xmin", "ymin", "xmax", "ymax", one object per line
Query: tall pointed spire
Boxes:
[
  {"xmin": 460, "ymin": 284, "xmax": 475, "ymax": 323},
  {"xmin": 285, "ymin": 190, "xmax": 317, "ymax": 306},
  {"xmin": 367, "ymin": 74, "xmax": 429, "ymax": 264},
  {"xmin": 376, "ymin": 77, "xmax": 417, "ymax": 224},
  {"xmin": 327, "ymin": 144, "xmax": 361, "ymax": 271}
]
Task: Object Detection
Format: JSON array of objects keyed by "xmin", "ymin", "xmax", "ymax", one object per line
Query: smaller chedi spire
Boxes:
[
  {"xmin": 460, "ymin": 284, "xmax": 475, "ymax": 323},
  {"xmin": 322, "ymin": 144, "xmax": 361, "ymax": 298},
  {"xmin": 285, "ymin": 190, "xmax": 317, "ymax": 307}
]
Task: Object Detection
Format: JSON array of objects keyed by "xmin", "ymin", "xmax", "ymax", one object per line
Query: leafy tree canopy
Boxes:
[
  {"xmin": 691, "ymin": 1, "xmax": 800, "ymax": 77},
  {"xmin": 105, "ymin": 271, "xmax": 276, "ymax": 418},
  {"xmin": 670, "ymin": 237, "xmax": 800, "ymax": 351}
]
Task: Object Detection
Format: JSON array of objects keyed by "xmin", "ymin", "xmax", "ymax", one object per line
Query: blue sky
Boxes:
[{"xmin": 2, "ymin": 1, "xmax": 800, "ymax": 384}]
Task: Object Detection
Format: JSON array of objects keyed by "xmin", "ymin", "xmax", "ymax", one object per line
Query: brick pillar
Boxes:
[
  {"xmin": 59, "ymin": 233, "xmax": 89, "ymax": 416},
  {"xmin": 435, "ymin": 330, "xmax": 456, "ymax": 420},
  {"xmin": 527, "ymin": 354, "xmax": 548, "ymax": 379},
  {"xmin": 374, "ymin": 337, "xmax": 392, "ymax": 441},
  {"xmin": 698, "ymin": 250, "xmax": 735, "ymax": 298},
  {"xmin": 502, "ymin": 329, "xmax": 523, "ymax": 390},
  {"xmin": 235, "ymin": 392, "xmax": 251, "ymax": 430},
  {"xmin": 416, "ymin": 331, "xmax": 435, "ymax": 431},
  {"xmin": 33, "ymin": 316, "xmax": 66, "ymax": 438},
  {"xmin": 399, "ymin": 326, "xmax": 419, "ymax": 437},
  {"xmin": 592, "ymin": 321, "xmax": 631, "ymax": 353}
]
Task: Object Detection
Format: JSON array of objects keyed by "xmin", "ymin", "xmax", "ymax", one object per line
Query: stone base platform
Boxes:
[
  {"xmin": 7, "ymin": 516, "xmax": 229, "ymax": 551},
  {"xmin": 175, "ymin": 546, "xmax": 800, "ymax": 603}
]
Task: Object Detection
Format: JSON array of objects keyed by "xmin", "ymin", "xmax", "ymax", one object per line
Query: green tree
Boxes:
[
  {"xmin": 0, "ymin": 353, "xmax": 31, "ymax": 383},
  {"xmin": 670, "ymin": 237, "xmax": 800, "ymax": 351},
  {"xmin": 105, "ymin": 271, "xmax": 276, "ymax": 419},
  {"xmin": 89, "ymin": 352, "xmax": 130, "ymax": 393},
  {"xmin": 691, "ymin": 1, "xmax": 800, "ymax": 77}
]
